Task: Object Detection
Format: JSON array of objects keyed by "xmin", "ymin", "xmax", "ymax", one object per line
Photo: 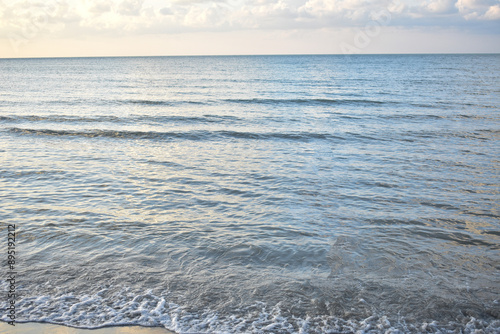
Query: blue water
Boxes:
[{"xmin": 0, "ymin": 54, "xmax": 499, "ymax": 333}]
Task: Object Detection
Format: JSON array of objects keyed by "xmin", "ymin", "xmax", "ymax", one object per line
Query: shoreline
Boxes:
[{"xmin": 0, "ymin": 321, "xmax": 176, "ymax": 334}]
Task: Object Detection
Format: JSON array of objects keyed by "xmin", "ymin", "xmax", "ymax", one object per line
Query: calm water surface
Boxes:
[{"xmin": 0, "ymin": 54, "xmax": 499, "ymax": 333}]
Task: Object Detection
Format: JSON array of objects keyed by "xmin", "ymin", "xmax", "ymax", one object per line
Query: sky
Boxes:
[{"xmin": 0, "ymin": 0, "xmax": 499, "ymax": 58}]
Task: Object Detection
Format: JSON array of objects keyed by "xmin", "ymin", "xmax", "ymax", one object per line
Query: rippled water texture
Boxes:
[{"xmin": 0, "ymin": 55, "xmax": 499, "ymax": 333}]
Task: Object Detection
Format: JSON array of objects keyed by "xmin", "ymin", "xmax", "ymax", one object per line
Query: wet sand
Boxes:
[{"xmin": 0, "ymin": 322, "xmax": 175, "ymax": 334}]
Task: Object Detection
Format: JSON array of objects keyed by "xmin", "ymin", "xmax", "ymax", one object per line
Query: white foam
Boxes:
[{"xmin": 1, "ymin": 288, "xmax": 499, "ymax": 333}]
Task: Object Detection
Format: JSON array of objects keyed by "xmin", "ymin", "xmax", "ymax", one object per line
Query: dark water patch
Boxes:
[
  {"xmin": 412, "ymin": 227, "xmax": 497, "ymax": 248},
  {"xmin": 418, "ymin": 200, "xmax": 460, "ymax": 211},
  {"xmin": 461, "ymin": 209, "xmax": 499, "ymax": 219},
  {"xmin": 483, "ymin": 230, "xmax": 500, "ymax": 237},
  {"xmin": 367, "ymin": 218, "xmax": 427, "ymax": 227},
  {"xmin": 0, "ymin": 116, "xmax": 15, "ymax": 122},
  {"xmin": 379, "ymin": 113, "xmax": 445, "ymax": 121},
  {"xmin": 0, "ymin": 169, "xmax": 67, "ymax": 179}
]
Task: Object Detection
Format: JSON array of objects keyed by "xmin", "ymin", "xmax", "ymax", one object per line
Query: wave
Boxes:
[
  {"xmin": 223, "ymin": 98, "xmax": 389, "ymax": 106},
  {"xmin": 0, "ymin": 114, "xmax": 241, "ymax": 125},
  {"xmin": 7, "ymin": 127, "xmax": 340, "ymax": 142},
  {"xmin": 110, "ymin": 97, "xmax": 390, "ymax": 107},
  {"xmin": 0, "ymin": 115, "xmax": 120, "ymax": 123},
  {"xmin": 15, "ymin": 126, "xmax": 491, "ymax": 144},
  {"xmin": 28, "ymin": 97, "xmax": 493, "ymax": 111},
  {"xmin": 404, "ymin": 129, "xmax": 498, "ymax": 141},
  {"xmin": 40, "ymin": 98, "xmax": 208, "ymax": 106},
  {"xmin": 33, "ymin": 98, "xmax": 493, "ymax": 111},
  {"xmin": 2, "ymin": 286, "xmax": 498, "ymax": 334},
  {"xmin": 123, "ymin": 99, "xmax": 172, "ymax": 106},
  {"xmin": 119, "ymin": 99, "xmax": 205, "ymax": 106},
  {"xmin": 378, "ymin": 114, "xmax": 445, "ymax": 121}
]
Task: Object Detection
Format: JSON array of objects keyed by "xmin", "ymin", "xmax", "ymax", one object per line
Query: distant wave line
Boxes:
[
  {"xmin": 0, "ymin": 114, "xmax": 242, "ymax": 124},
  {"xmin": 31, "ymin": 97, "xmax": 393, "ymax": 107},
  {"xmin": 119, "ymin": 97, "xmax": 391, "ymax": 106},
  {"xmin": 222, "ymin": 98, "xmax": 389, "ymax": 106},
  {"xmin": 8, "ymin": 127, "xmax": 345, "ymax": 142},
  {"xmin": 4, "ymin": 98, "xmax": 492, "ymax": 110}
]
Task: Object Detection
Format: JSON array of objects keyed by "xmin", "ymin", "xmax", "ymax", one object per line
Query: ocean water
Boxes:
[{"xmin": 0, "ymin": 54, "xmax": 499, "ymax": 333}]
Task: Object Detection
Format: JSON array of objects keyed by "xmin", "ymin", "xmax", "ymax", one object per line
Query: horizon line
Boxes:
[{"xmin": 1, "ymin": 52, "xmax": 500, "ymax": 60}]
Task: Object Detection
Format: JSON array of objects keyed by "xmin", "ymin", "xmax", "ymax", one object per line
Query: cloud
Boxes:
[
  {"xmin": 85, "ymin": 0, "xmax": 113, "ymax": 14},
  {"xmin": 0, "ymin": 0, "xmax": 499, "ymax": 40},
  {"xmin": 159, "ymin": 7, "xmax": 173, "ymax": 16},
  {"xmin": 426, "ymin": 0, "xmax": 457, "ymax": 14},
  {"xmin": 456, "ymin": 0, "xmax": 500, "ymax": 20},
  {"xmin": 484, "ymin": 4, "xmax": 500, "ymax": 18},
  {"xmin": 172, "ymin": 0, "xmax": 227, "ymax": 4},
  {"xmin": 299, "ymin": 0, "xmax": 372, "ymax": 20},
  {"xmin": 182, "ymin": 3, "xmax": 229, "ymax": 28},
  {"xmin": 0, "ymin": 1, "xmax": 73, "ymax": 36},
  {"xmin": 116, "ymin": 0, "xmax": 143, "ymax": 16}
]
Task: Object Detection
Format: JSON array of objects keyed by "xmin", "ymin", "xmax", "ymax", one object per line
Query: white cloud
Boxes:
[
  {"xmin": 182, "ymin": 3, "xmax": 228, "ymax": 27},
  {"xmin": 159, "ymin": 7, "xmax": 173, "ymax": 15},
  {"xmin": 117, "ymin": 0, "xmax": 143, "ymax": 16},
  {"xmin": 456, "ymin": 0, "xmax": 500, "ymax": 20},
  {"xmin": 484, "ymin": 4, "xmax": 500, "ymax": 18},
  {"xmin": 85, "ymin": 0, "xmax": 113, "ymax": 14},
  {"xmin": 0, "ymin": 0, "xmax": 499, "ymax": 41},
  {"xmin": 172, "ymin": 0, "xmax": 227, "ymax": 4},
  {"xmin": 426, "ymin": 0, "xmax": 457, "ymax": 13}
]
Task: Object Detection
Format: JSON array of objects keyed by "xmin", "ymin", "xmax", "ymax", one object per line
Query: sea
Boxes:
[{"xmin": 0, "ymin": 54, "xmax": 499, "ymax": 333}]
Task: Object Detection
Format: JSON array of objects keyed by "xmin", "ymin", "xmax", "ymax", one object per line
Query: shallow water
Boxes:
[{"xmin": 0, "ymin": 54, "xmax": 499, "ymax": 333}]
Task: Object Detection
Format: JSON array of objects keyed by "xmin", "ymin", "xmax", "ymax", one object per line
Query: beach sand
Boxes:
[{"xmin": 0, "ymin": 322, "xmax": 175, "ymax": 334}]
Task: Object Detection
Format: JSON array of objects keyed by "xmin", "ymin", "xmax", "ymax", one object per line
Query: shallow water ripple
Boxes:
[{"xmin": 0, "ymin": 54, "xmax": 499, "ymax": 333}]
